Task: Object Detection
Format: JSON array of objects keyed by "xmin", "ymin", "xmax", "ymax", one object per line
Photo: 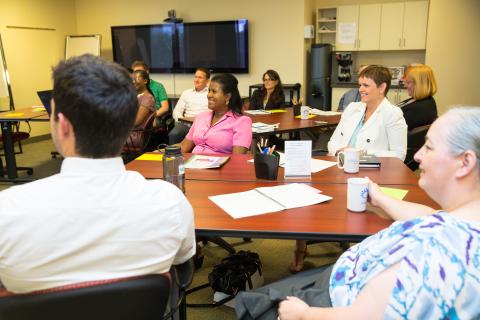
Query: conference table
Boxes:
[
  {"xmin": 126, "ymin": 153, "xmax": 420, "ymax": 185},
  {"xmin": 0, "ymin": 107, "xmax": 49, "ymax": 182},
  {"xmin": 179, "ymin": 107, "xmax": 341, "ymax": 137},
  {"xmin": 126, "ymin": 153, "xmax": 436, "ymax": 242}
]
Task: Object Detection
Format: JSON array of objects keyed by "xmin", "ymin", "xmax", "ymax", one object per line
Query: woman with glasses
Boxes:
[
  {"xmin": 249, "ymin": 69, "xmax": 285, "ymax": 110},
  {"xmin": 399, "ymin": 64, "xmax": 438, "ymax": 129}
]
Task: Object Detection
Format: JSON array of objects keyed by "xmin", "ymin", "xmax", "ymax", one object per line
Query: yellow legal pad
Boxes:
[
  {"xmin": 268, "ymin": 109, "xmax": 287, "ymax": 113},
  {"xmin": 135, "ymin": 153, "xmax": 164, "ymax": 161},
  {"xmin": 379, "ymin": 187, "xmax": 408, "ymax": 200},
  {"xmin": 4, "ymin": 112, "xmax": 24, "ymax": 117},
  {"xmin": 295, "ymin": 114, "xmax": 316, "ymax": 119}
]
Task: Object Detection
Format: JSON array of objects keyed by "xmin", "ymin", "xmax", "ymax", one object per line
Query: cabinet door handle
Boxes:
[
  {"xmin": 354, "ymin": 39, "xmax": 357, "ymax": 48},
  {"xmin": 358, "ymin": 39, "xmax": 361, "ymax": 48},
  {"xmin": 403, "ymin": 38, "xmax": 406, "ymax": 47},
  {"xmin": 398, "ymin": 38, "xmax": 402, "ymax": 48}
]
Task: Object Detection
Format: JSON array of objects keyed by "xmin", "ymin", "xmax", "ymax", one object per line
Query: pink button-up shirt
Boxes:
[{"xmin": 186, "ymin": 110, "xmax": 252, "ymax": 154}]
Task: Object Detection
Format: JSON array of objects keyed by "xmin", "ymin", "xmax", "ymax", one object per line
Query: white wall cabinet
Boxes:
[
  {"xmin": 317, "ymin": 8, "xmax": 337, "ymax": 46},
  {"xmin": 380, "ymin": 1, "xmax": 429, "ymax": 50},
  {"xmin": 335, "ymin": 4, "xmax": 381, "ymax": 51}
]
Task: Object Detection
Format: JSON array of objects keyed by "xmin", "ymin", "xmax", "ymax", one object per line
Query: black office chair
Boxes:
[
  {"xmin": 0, "ymin": 275, "xmax": 171, "ymax": 320},
  {"xmin": 405, "ymin": 124, "xmax": 431, "ymax": 171},
  {"xmin": 0, "ymin": 258, "xmax": 195, "ymax": 320}
]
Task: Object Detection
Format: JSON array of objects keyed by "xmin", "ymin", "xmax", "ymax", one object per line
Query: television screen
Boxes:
[
  {"xmin": 111, "ymin": 20, "xmax": 249, "ymax": 74},
  {"xmin": 111, "ymin": 24, "xmax": 175, "ymax": 72},
  {"xmin": 176, "ymin": 20, "xmax": 249, "ymax": 73}
]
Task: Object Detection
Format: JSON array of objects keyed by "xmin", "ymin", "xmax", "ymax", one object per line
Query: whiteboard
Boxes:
[
  {"xmin": 65, "ymin": 35, "xmax": 101, "ymax": 59},
  {"xmin": 0, "ymin": 33, "xmax": 12, "ymax": 110}
]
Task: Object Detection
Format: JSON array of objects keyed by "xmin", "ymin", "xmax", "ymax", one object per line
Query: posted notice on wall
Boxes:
[
  {"xmin": 338, "ymin": 22, "xmax": 356, "ymax": 45},
  {"xmin": 284, "ymin": 140, "xmax": 312, "ymax": 179}
]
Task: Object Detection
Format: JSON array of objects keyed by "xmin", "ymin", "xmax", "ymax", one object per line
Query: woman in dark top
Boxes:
[
  {"xmin": 249, "ymin": 69, "xmax": 285, "ymax": 110},
  {"xmin": 398, "ymin": 64, "xmax": 438, "ymax": 129}
]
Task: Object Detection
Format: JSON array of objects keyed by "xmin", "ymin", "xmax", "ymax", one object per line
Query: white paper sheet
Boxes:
[
  {"xmin": 284, "ymin": 141, "xmax": 312, "ymax": 178},
  {"xmin": 249, "ymin": 153, "xmax": 336, "ymax": 174},
  {"xmin": 209, "ymin": 183, "xmax": 332, "ymax": 219},
  {"xmin": 338, "ymin": 22, "xmax": 356, "ymax": 44}
]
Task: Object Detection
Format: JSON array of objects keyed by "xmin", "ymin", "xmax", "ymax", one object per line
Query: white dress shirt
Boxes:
[
  {"xmin": 0, "ymin": 157, "xmax": 195, "ymax": 293},
  {"xmin": 172, "ymin": 87, "xmax": 209, "ymax": 121},
  {"xmin": 328, "ymin": 98, "xmax": 407, "ymax": 160}
]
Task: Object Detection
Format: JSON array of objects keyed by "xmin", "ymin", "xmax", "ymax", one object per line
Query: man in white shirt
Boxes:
[
  {"xmin": 168, "ymin": 68, "xmax": 210, "ymax": 144},
  {"xmin": 0, "ymin": 55, "xmax": 195, "ymax": 294}
]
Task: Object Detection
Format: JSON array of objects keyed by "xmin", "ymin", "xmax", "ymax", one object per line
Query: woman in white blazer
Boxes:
[
  {"xmin": 328, "ymin": 66, "xmax": 407, "ymax": 160},
  {"xmin": 290, "ymin": 65, "xmax": 407, "ymax": 273}
]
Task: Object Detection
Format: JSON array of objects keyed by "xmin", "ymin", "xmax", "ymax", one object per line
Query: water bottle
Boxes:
[{"xmin": 162, "ymin": 146, "xmax": 185, "ymax": 193}]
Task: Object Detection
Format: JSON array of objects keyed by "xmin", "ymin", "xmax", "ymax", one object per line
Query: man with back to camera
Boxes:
[
  {"xmin": 169, "ymin": 68, "xmax": 210, "ymax": 144},
  {"xmin": 0, "ymin": 55, "xmax": 195, "ymax": 294}
]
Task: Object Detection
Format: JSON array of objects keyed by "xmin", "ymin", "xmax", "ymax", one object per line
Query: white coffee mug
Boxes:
[
  {"xmin": 337, "ymin": 148, "xmax": 360, "ymax": 173},
  {"xmin": 300, "ymin": 106, "xmax": 309, "ymax": 120},
  {"xmin": 347, "ymin": 177, "xmax": 369, "ymax": 212}
]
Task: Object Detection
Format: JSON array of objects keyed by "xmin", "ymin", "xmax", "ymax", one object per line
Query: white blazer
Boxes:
[{"xmin": 328, "ymin": 98, "xmax": 407, "ymax": 161}]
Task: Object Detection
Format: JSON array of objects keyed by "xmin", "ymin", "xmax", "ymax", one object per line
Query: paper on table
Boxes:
[
  {"xmin": 4, "ymin": 112, "xmax": 24, "ymax": 117},
  {"xmin": 244, "ymin": 110, "xmax": 271, "ymax": 115},
  {"xmin": 294, "ymin": 114, "xmax": 316, "ymax": 119},
  {"xmin": 379, "ymin": 187, "xmax": 408, "ymax": 200},
  {"xmin": 284, "ymin": 141, "xmax": 311, "ymax": 178},
  {"xmin": 268, "ymin": 109, "xmax": 287, "ymax": 113},
  {"xmin": 309, "ymin": 159, "xmax": 337, "ymax": 173},
  {"xmin": 184, "ymin": 155, "xmax": 229, "ymax": 169},
  {"xmin": 135, "ymin": 153, "xmax": 164, "ymax": 161},
  {"xmin": 209, "ymin": 183, "xmax": 332, "ymax": 219},
  {"xmin": 309, "ymin": 109, "xmax": 342, "ymax": 116}
]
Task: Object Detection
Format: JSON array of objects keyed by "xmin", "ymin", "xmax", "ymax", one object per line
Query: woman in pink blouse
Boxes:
[{"xmin": 181, "ymin": 73, "xmax": 252, "ymax": 154}]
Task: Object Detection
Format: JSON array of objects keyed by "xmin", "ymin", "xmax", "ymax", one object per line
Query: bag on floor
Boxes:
[{"xmin": 187, "ymin": 250, "xmax": 263, "ymax": 307}]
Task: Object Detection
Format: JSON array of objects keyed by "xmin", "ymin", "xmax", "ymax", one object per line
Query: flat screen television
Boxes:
[{"xmin": 111, "ymin": 20, "xmax": 249, "ymax": 74}]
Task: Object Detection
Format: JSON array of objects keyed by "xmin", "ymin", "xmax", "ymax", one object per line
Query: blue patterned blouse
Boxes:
[{"xmin": 330, "ymin": 212, "xmax": 480, "ymax": 319}]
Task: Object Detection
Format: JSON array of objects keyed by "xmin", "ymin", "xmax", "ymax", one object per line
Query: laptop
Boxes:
[{"xmin": 36, "ymin": 90, "xmax": 52, "ymax": 116}]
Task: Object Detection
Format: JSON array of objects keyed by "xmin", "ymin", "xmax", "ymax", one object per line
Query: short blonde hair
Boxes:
[{"xmin": 405, "ymin": 64, "xmax": 437, "ymax": 100}]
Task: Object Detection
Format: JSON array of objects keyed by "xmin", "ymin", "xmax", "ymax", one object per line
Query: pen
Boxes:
[
  {"xmin": 257, "ymin": 143, "xmax": 263, "ymax": 153},
  {"xmin": 268, "ymin": 145, "xmax": 276, "ymax": 155},
  {"xmin": 263, "ymin": 147, "xmax": 269, "ymax": 155}
]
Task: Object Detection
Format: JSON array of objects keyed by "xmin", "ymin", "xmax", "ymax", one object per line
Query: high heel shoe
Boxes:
[{"xmin": 289, "ymin": 248, "xmax": 308, "ymax": 273}]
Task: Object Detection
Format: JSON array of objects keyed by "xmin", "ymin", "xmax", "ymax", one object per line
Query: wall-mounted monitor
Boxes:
[{"xmin": 111, "ymin": 20, "xmax": 249, "ymax": 74}]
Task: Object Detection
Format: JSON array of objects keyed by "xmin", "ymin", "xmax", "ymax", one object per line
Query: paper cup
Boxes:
[{"xmin": 347, "ymin": 177, "xmax": 369, "ymax": 212}]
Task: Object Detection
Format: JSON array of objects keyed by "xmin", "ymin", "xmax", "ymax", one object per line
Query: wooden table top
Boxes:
[
  {"xmin": 0, "ymin": 107, "xmax": 48, "ymax": 121},
  {"xmin": 126, "ymin": 153, "xmax": 420, "ymax": 185},
  {"xmin": 179, "ymin": 108, "xmax": 341, "ymax": 136},
  {"xmin": 186, "ymin": 180, "xmax": 438, "ymax": 241}
]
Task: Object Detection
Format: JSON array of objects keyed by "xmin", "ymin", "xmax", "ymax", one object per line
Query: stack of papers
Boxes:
[
  {"xmin": 252, "ymin": 122, "xmax": 280, "ymax": 133},
  {"xmin": 184, "ymin": 155, "xmax": 230, "ymax": 169},
  {"xmin": 244, "ymin": 110, "xmax": 271, "ymax": 115},
  {"xmin": 309, "ymin": 109, "xmax": 342, "ymax": 116},
  {"xmin": 209, "ymin": 183, "xmax": 332, "ymax": 219}
]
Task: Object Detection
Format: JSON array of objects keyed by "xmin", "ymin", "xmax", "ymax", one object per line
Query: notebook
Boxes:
[{"xmin": 36, "ymin": 90, "xmax": 52, "ymax": 116}]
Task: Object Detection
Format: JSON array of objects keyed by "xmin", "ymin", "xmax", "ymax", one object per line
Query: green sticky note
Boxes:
[{"xmin": 379, "ymin": 187, "xmax": 408, "ymax": 200}]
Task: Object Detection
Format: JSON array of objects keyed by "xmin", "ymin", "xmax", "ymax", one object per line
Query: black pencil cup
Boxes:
[
  {"xmin": 293, "ymin": 104, "xmax": 301, "ymax": 117},
  {"xmin": 254, "ymin": 153, "xmax": 280, "ymax": 180}
]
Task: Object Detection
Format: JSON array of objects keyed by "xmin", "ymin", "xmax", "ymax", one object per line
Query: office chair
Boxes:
[
  {"xmin": 405, "ymin": 124, "xmax": 430, "ymax": 171},
  {"xmin": 122, "ymin": 112, "xmax": 156, "ymax": 163},
  {"xmin": 0, "ymin": 258, "xmax": 195, "ymax": 320},
  {"xmin": 0, "ymin": 275, "xmax": 171, "ymax": 320}
]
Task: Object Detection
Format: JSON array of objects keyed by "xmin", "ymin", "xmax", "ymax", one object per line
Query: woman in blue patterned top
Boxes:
[{"xmin": 241, "ymin": 107, "xmax": 480, "ymax": 320}]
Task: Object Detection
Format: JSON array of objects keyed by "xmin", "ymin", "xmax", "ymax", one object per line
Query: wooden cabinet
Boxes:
[
  {"xmin": 380, "ymin": 1, "xmax": 429, "ymax": 50},
  {"xmin": 316, "ymin": 8, "xmax": 337, "ymax": 46},
  {"xmin": 387, "ymin": 88, "xmax": 410, "ymax": 105},
  {"xmin": 335, "ymin": 4, "xmax": 381, "ymax": 51}
]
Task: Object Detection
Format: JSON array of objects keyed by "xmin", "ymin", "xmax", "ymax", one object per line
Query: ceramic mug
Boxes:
[
  {"xmin": 337, "ymin": 148, "xmax": 360, "ymax": 173},
  {"xmin": 300, "ymin": 106, "xmax": 309, "ymax": 120},
  {"xmin": 347, "ymin": 177, "xmax": 369, "ymax": 212}
]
